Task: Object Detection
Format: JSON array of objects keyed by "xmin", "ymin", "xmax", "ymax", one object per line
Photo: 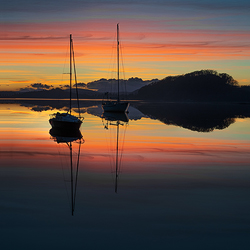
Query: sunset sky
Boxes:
[{"xmin": 1, "ymin": 0, "xmax": 250, "ymax": 91}]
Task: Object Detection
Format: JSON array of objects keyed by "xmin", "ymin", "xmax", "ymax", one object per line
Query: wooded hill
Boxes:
[{"xmin": 133, "ymin": 70, "xmax": 250, "ymax": 102}]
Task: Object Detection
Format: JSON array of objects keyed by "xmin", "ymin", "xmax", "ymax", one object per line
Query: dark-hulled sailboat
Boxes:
[{"xmin": 49, "ymin": 34, "xmax": 83, "ymax": 130}]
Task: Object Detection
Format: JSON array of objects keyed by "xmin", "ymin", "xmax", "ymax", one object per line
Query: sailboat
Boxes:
[
  {"xmin": 49, "ymin": 128, "xmax": 84, "ymax": 216},
  {"xmin": 49, "ymin": 34, "xmax": 83, "ymax": 130},
  {"xmin": 102, "ymin": 24, "xmax": 130, "ymax": 113},
  {"xmin": 102, "ymin": 112, "xmax": 129, "ymax": 193}
]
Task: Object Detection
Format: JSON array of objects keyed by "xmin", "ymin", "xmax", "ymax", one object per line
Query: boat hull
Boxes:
[
  {"xmin": 102, "ymin": 101, "xmax": 129, "ymax": 113},
  {"xmin": 49, "ymin": 119, "xmax": 82, "ymax": 130},
  {"xmin": 49, "ymin": 112, "xmax": 83, "ymax": 130}
]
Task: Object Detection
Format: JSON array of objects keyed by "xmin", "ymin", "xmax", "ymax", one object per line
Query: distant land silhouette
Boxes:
[
  {"xmin": 1, "ymin": 70, "xmax": 250, "ymax": 102},
  {"xmin": 0, "ymin": 88, "xmax": 99, "ymax": 99},
  {"xmin": 85, "ymin": 77, "xmax": 158, "ymax": 92},
  {"xmin": 0, "ymin": 77, "xmax": 156, "ymax": 99},
  {"xmin": 133, "ymin": 70, "xmax": 250, "ymax": 102}
]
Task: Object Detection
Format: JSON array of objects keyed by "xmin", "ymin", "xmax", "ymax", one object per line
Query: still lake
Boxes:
[{"xmin": 1, "ymin": 100, "xmax": 250, "ymax": 249}]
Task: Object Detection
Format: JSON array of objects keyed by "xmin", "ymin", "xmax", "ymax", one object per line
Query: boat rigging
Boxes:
[
  {"xmin": 102, "ymin": 24, "xmax": 130, "ymax": 113},
  {"xmin": 49, "ymin": 34, "xmax": 83, "ymax": 130}
]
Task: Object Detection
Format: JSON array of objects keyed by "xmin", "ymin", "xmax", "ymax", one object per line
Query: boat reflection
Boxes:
[
  {"xmin": 102, "ymin": 112, "xmax": 129, "ymax": 193},
  {"xmin": 49, "ymin": 128, "xmax": 85, "ymax": 215}
]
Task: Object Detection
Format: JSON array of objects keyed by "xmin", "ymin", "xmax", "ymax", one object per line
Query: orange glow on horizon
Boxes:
[
  {"xmin": 1, "ymin": 104, "xmax": 250, "ymax": 173},
  {"xmin": 1, "ymin": 18, "xmax": 250, "ymax": 90},
  {"xmin": 2, "ymin": 133, "xmax": 250, "ymax": 170}
]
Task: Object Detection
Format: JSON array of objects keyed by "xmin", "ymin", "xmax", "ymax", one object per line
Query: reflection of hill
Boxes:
[
  {"xmin": 133, "ymin": 102, "xmax": 250, "ymax": 132},
  {"xmin": 2, "ymin": 99, "xmax": 249, "ymax": 132},
  {"xmin": 0, "ymin": 99, "xmax": 101, "ymax": 112}
]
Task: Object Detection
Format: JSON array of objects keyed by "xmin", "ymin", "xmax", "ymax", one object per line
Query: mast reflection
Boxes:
[
  {"xmin": 49, "ymin": 128, "xmax": 85, "ymax": 216},
  {"xmin": 102, "ymin": 112, "xmax": 129, "ymax": 193}
]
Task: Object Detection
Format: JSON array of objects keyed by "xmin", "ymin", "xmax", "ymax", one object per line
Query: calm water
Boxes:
[{"xmin": 1, "ymin": 101, "xmax": 250, "ymax": 249}]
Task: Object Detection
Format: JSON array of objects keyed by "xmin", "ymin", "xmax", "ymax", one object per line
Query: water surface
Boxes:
[{"xmin": 1, "ymin": 101, "xmax": 250, "ymax": 249}]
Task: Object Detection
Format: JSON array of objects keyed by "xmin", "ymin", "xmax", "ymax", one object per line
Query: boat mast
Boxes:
[
  {"xmin": 71, "ymin": 38, "xmax": 81, "ymax": 118},
  {"xmin": 117, "ymin": 23, "xmax": 120, "ymax": 103},
  {"xmin": 70, "ymin": 34, "xmax": 72, "ymax": 115}
]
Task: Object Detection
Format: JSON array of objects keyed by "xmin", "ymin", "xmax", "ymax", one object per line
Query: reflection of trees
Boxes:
[
  {"xmin": 179, "ymin": 117, "xmax": 235, "ymax": 133},
  {"xmin": 133, "ymin": 103, "xmax": 250, "ymax": 132},
  {"xmin": 3, "ymin": 99, "xmax": 250, "ymax": 132}
]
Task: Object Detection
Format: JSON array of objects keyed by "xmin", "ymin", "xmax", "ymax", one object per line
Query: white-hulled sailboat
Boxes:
[
  {"xmin": 49, "ymin": 34, "xmax": 83, "ymax": 130},
  {"xmin": 102, "ymin": 24, "xmax": 129, "ymax": 113}
]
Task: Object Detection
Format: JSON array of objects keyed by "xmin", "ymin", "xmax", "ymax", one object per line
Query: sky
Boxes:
[{"xmin": 1, "ymin": 0, "xmax": 250, "ymax": 91}]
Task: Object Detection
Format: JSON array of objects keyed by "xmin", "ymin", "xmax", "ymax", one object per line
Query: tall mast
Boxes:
[
  {"xmin": 69, "ymin": 34, "xmax": 72, "ymax": 114},
  {"xmin": 117, "ymin": 23, "xmax": 120, "ymax": 103}
]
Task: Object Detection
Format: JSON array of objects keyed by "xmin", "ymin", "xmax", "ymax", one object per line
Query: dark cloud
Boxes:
[
  {"xmin": 0, "ymin": 35, "xmax": 95, "ymax": 41},
  {"xmin": 0, "ymin": 150, "xmax": 58, "ymax": 157},
  {"xmin": 30, "ymin": 83, "xmax": 52, "ymax": 89},
  {"xmin": 0, "ymin": 36, "xmax": 67, "ymax": 41},
  {"xmin": 62, "ymin": 85, "xmax": 70, "ymax": 89},
  {"xmin": 73, "ymin": 82, "xmax": 87, "ymax": 88},
  {"xmin": 19, "ymin": 83, "xmax": 53, "ymax": 92}
]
